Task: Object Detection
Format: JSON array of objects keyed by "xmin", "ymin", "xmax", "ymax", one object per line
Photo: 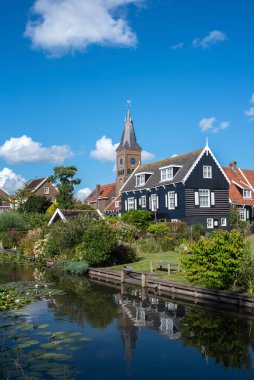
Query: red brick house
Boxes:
[
  {"xmin": 223, "ymin": 162, "xmax": 254, "ymax": 223},
  {"xmin": 0, "ymin": 188, "xmax": 12, "ymax": 212},
  {"xmin": 85, "ymin": 183, "xmax": 116, "ymax": 213},
  {"xmin": 26, "ymin": 177, "xmax": 57, "ymax": 202},
  {"xmin": 105, "ymin": 194, "xmax": 122, "ymax": 215}
]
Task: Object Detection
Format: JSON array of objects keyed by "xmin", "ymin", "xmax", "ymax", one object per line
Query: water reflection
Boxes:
[{"xmin": 1, "ymin": 261, "xmax": 254, "ymax": 379}]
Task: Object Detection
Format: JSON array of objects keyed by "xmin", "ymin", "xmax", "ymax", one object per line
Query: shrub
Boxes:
[
  {"xmin": 147, "ymin": 223, "xmax": 169, "ymax": 238},
  {"xmin": 82, "ymin": 220, "xmax": 118, "ymax": 266},
  {"xmin": 191, "ymin": 224, "xmax": 206, "ymax": 241},
  {"xmin": 114, "ymin": 222, "xmax": 139, "ymax": 242},
  {"xmin": 56, "ymin": 260, "xmax": 89, "ymax": 275},
  {"xmin": 121, "ymin": 210, "xmax": 152, "ymax": 229},
  {"xmin": 46, "ymin": 202, "xmax": 58, "ymax": 218},
  {"xmin": 137, "ymin": 236, "xmax": 175, "ymax": 253},
  {"xmin": 111, "ymin": 244, "xmax": 138, "ymax": 265},
  {"xmin": 44, "ymin": 214, "xmax": 96, "ymax": 257},
  {"xmin": 19, "ymin": 229, "xmax": 42, "ymax": 256},
  {"xmin": 20, "ymin": 194, "xmax": 52, "ymax": 214},
  {"xmin": 0, "ymin": 229, "xmax": 22, "ymax": 249},
  {"xmin": 0, "ymin": 212, "xmax": 27, "ymax": 232},
  {"xmin": 181, "ymin": 229, "xmax": 247, "ymax": 289},
  {"xmin": 23, "ymin": 213, "xmax": 49, "ymax": 230},
  {"xmin": 230, "ymin": 205, "xmax": 239, "ymax": 229},
  {"xmin": 167, "ymin": 221, "xmax": 188, "ymax": 233}
]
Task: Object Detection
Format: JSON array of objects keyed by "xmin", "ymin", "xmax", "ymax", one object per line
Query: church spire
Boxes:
[{"xmin": 116, "ymin": 109, "xmax": 142, "ymax": 151}]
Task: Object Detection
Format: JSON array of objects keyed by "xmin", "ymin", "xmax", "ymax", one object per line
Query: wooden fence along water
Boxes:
[{"xmin": 88, "ymin": 268, "xmax": 254, "ymax": 310}]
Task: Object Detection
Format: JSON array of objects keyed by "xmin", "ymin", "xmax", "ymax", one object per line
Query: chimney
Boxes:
[
  {"xmin": 229, "ymin": 161, "xmax": 237, "ymax": 170},
  {"xmin": 96, "ymin": 184, "xmax": 101, "ymax": 199},
  {"xmin": 96, "ymin": 184, "xmax": 101, "ymax": 210}
]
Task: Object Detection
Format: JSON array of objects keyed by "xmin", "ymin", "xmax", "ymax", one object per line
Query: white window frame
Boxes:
[
  {"xmin": 221, "ymin": 218, "xmax": 227, "ymax": 227},
  {"xmin": 136, "ymin": 174, "xmax": 146, "ymax": 187},
  {"xmin": 151, "ymin": 194, "xmax": 158, "ymax": 212},
  {"xmin": 243, "ymin": 189, "xmax": 252, "ymax": 199},
  {"xmin": 168, "ymin": 191, "xmax": 175, "ymax": 210},
  {"xmin": 199, "ymin": 189, "xmax": 210, "ymax": 208},
  {"xmin": 207, "ymin": 218, "xmax": 214, "ymax": 229},
  {"xmin": 161, "ymin": 167, "xmax": 173, "ymax": 182},
  {"xmin": 203, "ymin": 166, "xmax": 212, "ymax": 179},
  {"xmin": 44, "ymin": 187, "xmax": 49, "ymax": 195},
  {"xmin": 239, "ymin": 208, "xmax": 246, "ymax": 221},
  {"xmin": 127, "ymin": 197, "xmax": 135, "ymax": 210},
  {"xmin": 141, "ymin": 196, "xmax": 146, "ymax": 208}
]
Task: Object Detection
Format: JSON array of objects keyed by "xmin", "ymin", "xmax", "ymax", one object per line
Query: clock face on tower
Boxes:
[{"xmin": 130, "ymin": 157, "xmax": 136, "ymax": 164}]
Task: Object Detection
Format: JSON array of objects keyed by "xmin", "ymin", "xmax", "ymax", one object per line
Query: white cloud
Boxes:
[
  {"xmin": 199, "ymin": 117, "xmax": 216, "ymax": 132},
  {"xmin": 193, "ymin": 30, "xmax": 227, "ymax": 48},
  {"xmin": 244, "ymin": 94, "xmax": 254, "ymax": 120},
  {"xmin": 75, "ymin": 187, "xmax": 92, "ymax": 201},
  {"xmin": 199, "ymin": 118, "xmax": 230, "ymax": 133},
  {"xmin": 91, "ymin": 135, "xmax": 154, "ymax": 164},
  {"xmin": 245, "ymin": 107, "xmax": 254, "ymax": 120},
  {"xmin": 141, "ymin": 150, "xmax": 155, "ymax": 161},
  {"xmin": 220, "ymin": 121, "xmax": 230, "ymax": 129},
  {"xmin": 90, "ymin": 136, "xmax": 119, "ymax": 162},
  {"xmin": 171, "ymin": 42, "xmax": 184, "ymax": 50},
  {"xmin": 0, "ymin": 168, "xmax": 26, "ymax": 194},
  {"xmin": 25, "ymin": 0, "xmax": 140, "ymax": 56},
  {"xmin": 0, "ymin": 135, "xmax": 73, "ymax": 164}
]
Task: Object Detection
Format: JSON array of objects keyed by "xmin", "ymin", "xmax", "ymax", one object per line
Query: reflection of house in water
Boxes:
[{"xmin": 115, "ymin": 290, "xmax": 188, "ymax": 363}]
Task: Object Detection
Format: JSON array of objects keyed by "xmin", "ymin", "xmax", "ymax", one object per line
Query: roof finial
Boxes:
[
  {"xmin": 205, "ymin": 137, "xmax": 209, "ymax": 147},
  {"xmin": 126, "ymin": 99, "xmax": 132, "ymax": 109}
]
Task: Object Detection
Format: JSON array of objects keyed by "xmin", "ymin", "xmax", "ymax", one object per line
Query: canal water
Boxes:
[{"xmin": 0, "ymin": 260, "xmax": 254, "ymax": 380}]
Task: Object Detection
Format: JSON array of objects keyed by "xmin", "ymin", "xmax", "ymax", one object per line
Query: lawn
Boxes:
[{"xmin": 106, "ymin": 248, "xmax": 190, "ymax": 284}]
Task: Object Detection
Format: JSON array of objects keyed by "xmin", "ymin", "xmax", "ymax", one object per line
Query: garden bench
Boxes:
[{"xmin": 150, "ymin": 261, "xmax": 180, "ymax": 275}]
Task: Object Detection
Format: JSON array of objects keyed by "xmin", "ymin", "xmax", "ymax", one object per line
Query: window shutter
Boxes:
[
  {"xmin": 174, "ymin": 193, "xmax": 178, "ymax": 208},
  {"xmin": 149, "ymin": 196, "xmax": 151, "ymax": 210},
  {"xmin": 247, "ymin": 209, "xmax": 250, "ymax": 220},
  {"xmin": 165, "ymin": 193, "xmax": 168, "ymax": 208},
  {"xmin": 156, "ymin": 196, "xmax": 159, "ymax": 210},
  {"xmin": 135, "ymin": 198, "xmax": 137, "ymax": 210},
  {"xmin": 211, "ymin": 192, "xmax": 215, "ymax": 206},
  {"xmin": 138, "ymin": 197, "xmax": 141, "ymax": 206},
  {"xmin": 125, "ymin": 200, "xmax": 128, "ymax": 211},
  {"xmin": 194, "ymin": 192, "xmax": 199, "ymax": 206}
]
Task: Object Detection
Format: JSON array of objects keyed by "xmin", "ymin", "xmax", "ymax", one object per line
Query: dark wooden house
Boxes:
[{"xmin": 121, "ymin": 143, "xmax": 230, "ymax": 230}]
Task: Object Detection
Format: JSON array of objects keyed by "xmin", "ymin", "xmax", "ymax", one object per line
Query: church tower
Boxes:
[{"xmin": 116, "ymin": 109, "xmax": 142, "ymax": 194}]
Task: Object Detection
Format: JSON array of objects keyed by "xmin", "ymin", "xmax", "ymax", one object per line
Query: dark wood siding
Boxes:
[
  {"xmin": 121, "ymin": 184, "xmax": 185, "ymax": 221},
  {"xmin": 185, "ymin": 151, "xmax": 229, "ymax": 190},
  {"xmin": 185, "ymin": 189, "xmax": 229, "ymax": 217}
]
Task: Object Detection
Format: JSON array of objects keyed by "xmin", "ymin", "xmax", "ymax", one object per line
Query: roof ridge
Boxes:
[{"xmin": 138, "ymin": 148, "xmax": 203, "ymax": 169}]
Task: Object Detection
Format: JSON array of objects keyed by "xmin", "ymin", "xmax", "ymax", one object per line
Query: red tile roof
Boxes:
[
  {"xmin": 105, "ymin": 195, "xmax": 122, "ymax": 213},
  {"xmin": 223, "ymin": 166, "xmax": 254, "ymax": 206},
  {"xmin": 85, "ymin": 183, "xmax": 116, "ymax": 203},
  {"xmin": 26, "ymin": 178, "xmax": 47, "ymax": 190}
]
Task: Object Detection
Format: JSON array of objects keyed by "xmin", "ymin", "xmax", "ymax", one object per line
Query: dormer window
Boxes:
[
  {"xmin": 160, "ymin": 165, "xmax": 181, "ymax": 182},
  {"xmin": 136, "ymin": 174, "xmax": 146, "ymax": 187},
  {"xmin": 203, "ymin": 166, "xmax": 212, "ymax": 179},
  {"xmin": 243, "ymin": 189, "xmax": 252, "ymax": 199},
  {"xmin": 135, "ymin": 172, "xmax": 153, "ymax": 187},
  {"xmin": 161, "ymin": 167, "xmax": 173, "ymax": 181}
]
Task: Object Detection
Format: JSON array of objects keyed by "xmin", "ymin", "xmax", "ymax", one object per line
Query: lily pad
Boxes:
[
  {"xmin": 19, "ymin": 340, "xmax": 39, "ymax": 349},
  {"xmin": 40, "ymin": 352, "xmax": 71, "ymax": 361}
]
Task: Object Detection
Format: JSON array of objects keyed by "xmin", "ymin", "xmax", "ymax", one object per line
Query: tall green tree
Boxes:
[{"xmin": 48, "ymin": 166, "xmax": 81, "ymax": 209}]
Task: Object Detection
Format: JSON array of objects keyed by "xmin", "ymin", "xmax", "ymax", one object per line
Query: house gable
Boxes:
[{"xmin": 185, "ymin": 149, "xmax": 229, "ymax": 190}]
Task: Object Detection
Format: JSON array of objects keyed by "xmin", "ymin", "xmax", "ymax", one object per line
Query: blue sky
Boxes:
[{"xmin": 0, "ymin": 0, "xmax": 253, "ymax": 197}]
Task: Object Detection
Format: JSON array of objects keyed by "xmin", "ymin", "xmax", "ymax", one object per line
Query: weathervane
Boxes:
[{"xmin": 126, "ymin": 99, "xmax": 132, "ymax": 108}]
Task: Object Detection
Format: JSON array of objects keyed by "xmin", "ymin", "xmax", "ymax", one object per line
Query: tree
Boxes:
[
  {"xmin": 21, "ymin": 194, "xmax": 52, "ymax": 214},
  {"xmin": 48, "ymin": 166, "xmax": 81, "ymax": 209}
]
